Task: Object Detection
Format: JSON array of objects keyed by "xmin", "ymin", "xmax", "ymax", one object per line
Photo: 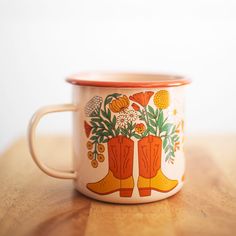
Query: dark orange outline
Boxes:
[{"xmin": 66, "ymin": 72, "xmax": 191, "ymax": 88}]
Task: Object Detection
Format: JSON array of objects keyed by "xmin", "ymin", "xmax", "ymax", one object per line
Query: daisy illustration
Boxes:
[
  {"xmin": 117, "ymin": 114, "xmax": 128, "ymax": 128},
  {"xmin": 126, "ymin": 110, "xmax": 138, "ymax": 122}
]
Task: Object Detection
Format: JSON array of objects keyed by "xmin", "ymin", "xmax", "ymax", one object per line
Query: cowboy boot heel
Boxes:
[
  {"xmin": 120, "ymin": 188, "xmax": 133, "ymax": 197},
  {"xmin": 138, "ymin": 188, "xmax": 151, "ymax": 197}
]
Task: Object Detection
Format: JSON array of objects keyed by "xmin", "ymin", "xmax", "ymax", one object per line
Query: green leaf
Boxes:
[
  {"xmin": 91, "ymin": 121, "xmax": 98, "ymax": 128},
  {"xmin": 104, "ymin": 120, "xmax": 112, "ymax": 129},
  {"xmin": 155, "ymin": 109, "xmax": 159, "ymax": 116},
  {"xmin": 142, "ymin": 129, "xmax": 149, "ymax": 137},
  {"xmin": 162, "ymin": 123, "xmax": 173, "ymax": 134},
  {"xmin": 104, "ymin": 97, "xmax": 113, "ymax": 106},
  {"xmin": 91, "ymin": 118, "xmax": 102, "ymax": 122},
  {"xmin": 173, "ymin": 134, "xmax": 179, "ymax": 142},
  {"xmin": 148, "ymin": 105, "xmax": 155, "ymax": 114},
  {"xmin": 149, "ymin": 119, "xmax": 156, "ymax": 127},
  {"xmin": 108, "ymin": 130, "xmax": 113, "ymax": 136},
  {"xmin": 164, "ymin": 145, "xmax": 172, "ymax": 153},
  {"xmin": 121, "ymin": 130, "xmax": 127, "ymax": 136},
  {"xmin": 112, "ymin": 93, "xmax": 122, "ymax": 98},
  {"xmin": 112, "ymin": 116, "xmax": 116, "ymax": 126},
  {"xmin": 103, "ymin": 132, "xmax": 109, "ymax": 137},
  {"xmin": 133, "ymin": 133, "xmax": 142, "ymax": 139},
  {"xmin": 99, "ymin": 136, "xmax": 104, "ymax": 143},
  {"xmin": 171, "ymin": 151, "xmax": 175, "ymax": 157},
  {"xmin": 148, "ymin": 112, "xmax": 156, "ymax": 119},
  {"xmin": 103, "ymin": 138, "xmax": 109, "ymax": 143},
  {"xmin": 98, "ymin": 123, "xmax": 105, "ymax": 128},
  {"xmin": 171, "ymin": 125, "xmax": 176, "ymax": 134},
  {"xmin": 97, "ymin": 129, "xmax": 104, "ymax": 135},
  {"xmin": 132, "ymin": 123, "xmax": 136, "ymax": 129},
  {"xmin": 90, "ymin": 136, "xmax": 98, "ymax": 141},
  {"xmin": 163, "ymin": 137, "xmax": 168, "ymax": 149},
  {"xmin": 101, "ymin": 109, "xmax": 107, "ymax": 118},
  {"xmin": 148, "ymin": 125, "xmax": 156, "ymax": 134},
  {"xmin": 92, "ymin": 128, "xmax": 97, "ymax": 134},
  {"xmin": 127, "ymin": 122, "xmax": 131, "ymax": 129},
  {"xmin": 115, "ymin": 127, "xmax": 120, "ymax": 136},
  {"xmin": 107, "ymin": 109, "xmax": 111, "ymax": 119},
  {"xmin": 157, "ymin": 110, "xmax": 163, "ymax": 128},
  {"xmin": 165, "ymin": 152, "xmax": 172, "ymax": 162}
]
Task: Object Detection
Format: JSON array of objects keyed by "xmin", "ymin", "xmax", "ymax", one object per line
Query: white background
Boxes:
[{"xmin": 0, "ymin": 0, "xmax": 236, "ymax": 153}]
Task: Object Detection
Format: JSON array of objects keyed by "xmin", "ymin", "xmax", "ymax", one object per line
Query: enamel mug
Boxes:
[{"xmin": 28, "ymin": 72, "xmax": 191, "ymax": 204}]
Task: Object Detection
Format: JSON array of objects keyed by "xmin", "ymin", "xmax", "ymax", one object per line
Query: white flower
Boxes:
[
  {"xmin": 85, "ymin": 96, "xmax": 103, "ymax": 117},
  {"xmin": 117, "ymin": 114, "xmax": 128, "ymax": 128},
  {"xmin": 126, "ymin": 110, "xmax": 138, "ymax": 122}
]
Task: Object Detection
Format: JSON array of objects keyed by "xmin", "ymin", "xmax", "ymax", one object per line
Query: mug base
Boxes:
[{"xmin": 74, "ymin": 182, "xmax": 184, "ymax": 204}]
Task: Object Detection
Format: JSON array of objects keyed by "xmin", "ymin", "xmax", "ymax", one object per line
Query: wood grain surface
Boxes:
[{"xmin": 0, "ymin": 135, "xmax": 236, "ymax": 236}]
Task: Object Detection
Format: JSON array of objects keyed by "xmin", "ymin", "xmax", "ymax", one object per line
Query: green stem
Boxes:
[
  {"xmin": 98, "ymin": 110, "xmax": 115, "ymax": 137},
  {"xmin": 155, "ymin": 112, "xmax": 158, "ymax": 136},
  {"xmin": 158, "ymin": 117, "xmax": 168, "ymax": 136},
  {"xmin": 144, "ymin": 106, "xmax": 150, "ymax": 135},
  {"xmin": 129, "ymin": 121, "xmax": 133, "ymax": 138},
  {"xmin": 138, "ymin": 109, "xmax": 148, "ymax": 125},
  {"xmin": 93, "ymin": 141, "xmax": 98, "ymax": 160}
]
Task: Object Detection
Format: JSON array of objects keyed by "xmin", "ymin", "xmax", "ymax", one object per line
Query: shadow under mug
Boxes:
[{"xmin": 28, "ymin": 72, "xmax": 191, "ymax": 204}]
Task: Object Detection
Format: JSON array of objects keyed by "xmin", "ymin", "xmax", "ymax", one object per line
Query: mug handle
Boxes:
[{"xmin": 28, "ymin": 104, "xmax": 77, "ymax": 179}]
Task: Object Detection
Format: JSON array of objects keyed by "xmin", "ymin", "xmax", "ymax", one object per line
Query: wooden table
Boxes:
[{"xmin": 0, "ymin": 135, "xmax": 236, "ymax": 236}]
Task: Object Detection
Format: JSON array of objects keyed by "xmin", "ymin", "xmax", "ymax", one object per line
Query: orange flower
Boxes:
[
  {"xmin": 109, "ymin": 95, "xmax": 129, "ymax": 113},
  {"xmin": 129, "ymin": 91, "xmax": 154, "ymax": 107},
  {"xmin": 135, "ymin": 123, "xmax": 146, "ymax": 134},
  {"xmin": 98, "ymin": 144, "xmax": 105, "ymax": 153},
  {"xmin": 87, "ymin": 141, "xmax": 93, "ymax": 150},
  {"xmin": 84, "ymin": 121, "xmax": 92, "ymax": 138},
  {"xmin": 131, "ymin": 103, "xmax": 140, "ymax": 111},
  {"xmin": 87, "ymin": 151, "xmax": 94, "ymax": 160},
  {"xmin": 91, "ymin": 159, "xmax": 98, "ymax": 168},
  {"xmin": 97, "ymin": 154, "xmax": 105, "ymax": 162},
  {"xmin": 174, "ymin": 142, "xmax": 180, "ymax": 152}
]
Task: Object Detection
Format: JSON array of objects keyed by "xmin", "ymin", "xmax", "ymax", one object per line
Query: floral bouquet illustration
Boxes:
[{"xmin": 84, "ymin": 90, "xmax": 183, "ymax": 197}]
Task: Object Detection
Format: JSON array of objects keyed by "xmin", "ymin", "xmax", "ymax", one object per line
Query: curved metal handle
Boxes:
[{"xmin": 28, "ymin": 104, "xmax": 77, "ymax": 179}]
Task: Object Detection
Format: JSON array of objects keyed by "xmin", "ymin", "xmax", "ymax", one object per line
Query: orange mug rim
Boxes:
[{"xmin": 66, "ymin": 72, "xmax": 191, "ymax": 88}]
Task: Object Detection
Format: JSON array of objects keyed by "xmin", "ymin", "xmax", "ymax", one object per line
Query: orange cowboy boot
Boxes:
[
  {"xmin": 137, "ymin": 135, "xmax": 178, "ymax": 197},
  {"xmin": 87, "ymin": 135, "xmax": 134, "ymax": 197}
]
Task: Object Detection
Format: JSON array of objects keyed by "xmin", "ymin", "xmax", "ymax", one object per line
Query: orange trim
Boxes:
[{"xmin": 66, "ymin": 72, "xmax": 191, "ymax": 88}]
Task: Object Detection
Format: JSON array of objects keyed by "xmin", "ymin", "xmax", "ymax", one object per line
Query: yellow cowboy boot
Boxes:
[
  {"xmin": 87, "ymin": 136, "xmax": 134, "ymax": 197},
  {"xmin": 137, "ymin": 135, "xmax": 178, "ymax": 196},
  {"xmin": 138, "ymin": 169, "xmax": 178, "ymax": 194}
]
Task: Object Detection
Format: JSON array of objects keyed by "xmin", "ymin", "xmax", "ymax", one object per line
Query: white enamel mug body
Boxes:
[{"xmin": 28, "ymin": 72, "xmax": 191, "ymax": 204}]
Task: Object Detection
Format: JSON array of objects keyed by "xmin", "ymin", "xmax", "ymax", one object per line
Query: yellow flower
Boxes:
[
  {"xmin": 87, "ymin": 151, "xmax": 93, "ymax": 160},
  {"xmin": 98, "ymin": 144, "xmax": 105, "ymax": 153},
  {"xmin": 87, "ymin": 141, "xmax": 93, "ymax": 150},
  {"xmin": 91, "ymin": 159, "xmax": 98, "ymax": 168},
  {"xmin": 153, "ymin": 90, "xmax": 170, "ymax": 109},
  {"xmin": 109, "ymin": 95, "xmax": 129, "ymax": 113},
  {"xmin": 97, "ymin": 154, "xmax": 105, "ymax": 162}
]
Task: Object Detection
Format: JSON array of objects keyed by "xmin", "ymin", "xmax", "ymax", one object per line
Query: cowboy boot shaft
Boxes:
[
  {"xmin": 87, "ymin": 135, "xmax": 134, "ymax": 197},
  {"xmin": 138, "ymin": 135, "xmax": 162, "ymax": 178},
  {"xmin": 108, "ymin": 135, "xmax": 134, "ymax": 179}
]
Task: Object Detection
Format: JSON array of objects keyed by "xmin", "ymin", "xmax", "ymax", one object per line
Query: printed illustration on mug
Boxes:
[{"xmin": 84, "ymin": 90, "xmax": 183, "ymax": 197}]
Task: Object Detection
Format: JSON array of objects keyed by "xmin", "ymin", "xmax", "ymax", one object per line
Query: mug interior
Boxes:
[{"xmin": 66, "ymin": 72, "xmax": 191, "ymax": 88}]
